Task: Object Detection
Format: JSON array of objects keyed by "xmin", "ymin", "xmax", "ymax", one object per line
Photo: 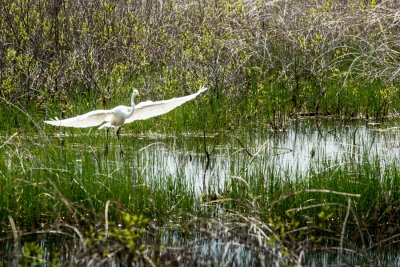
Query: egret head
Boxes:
[{"xmin": 133, "ymin": 89, "xmax": 140, "ymax": 96}]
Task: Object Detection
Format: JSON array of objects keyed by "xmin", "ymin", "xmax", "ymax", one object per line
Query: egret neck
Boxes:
[{"xmin": 126, "ymin": 89, "xmax": 138, "ymax": 119}]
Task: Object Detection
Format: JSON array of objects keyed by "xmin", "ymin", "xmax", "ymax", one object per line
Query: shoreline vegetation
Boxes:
[
  {"xmin": 1, "ymin": 0, "xmax": 400, "ymax": 130},
  {"xmin": 1, "ymin": 0, "xmax": 400, "ymax": 265}
]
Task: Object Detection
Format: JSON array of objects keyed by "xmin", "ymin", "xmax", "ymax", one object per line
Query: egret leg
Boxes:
[
  {"xmin": 117, "ymin": 127, "xmax": 121, "ymax": 139},
  {"xmin": 104, "ymin": 128, "xmax": 109, "ymax": 155},
  {"xmin": 117, "ymin": 127, "xmax": 124, "ymax": 156}
]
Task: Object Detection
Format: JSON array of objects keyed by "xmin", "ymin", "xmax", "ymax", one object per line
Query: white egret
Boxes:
[{"xmin": 44, "ymin": 86, "xmax": 207, "ymax": 149}]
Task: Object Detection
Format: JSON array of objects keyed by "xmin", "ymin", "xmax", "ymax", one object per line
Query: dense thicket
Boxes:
[{"xmin": 1, "ymin": 0, "xmax": 400, "ymax": 121}]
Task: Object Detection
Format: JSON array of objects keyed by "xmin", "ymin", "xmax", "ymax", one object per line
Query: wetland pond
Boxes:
[{"xmin": 1, "ymin": 119, "xmax": 400, "ymax": 266}]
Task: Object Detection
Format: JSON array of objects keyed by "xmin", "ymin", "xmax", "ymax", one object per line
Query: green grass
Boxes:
[
  {"xmin": 2, "ymin": 75, "xmax": 400, "ymax": 137},
  {"xmin": 1, "ymin": 119, "xmax": 400, "ymax": 265},
  {"xmin": 1, "ymin": 121, "xmax": 399, "ymax": 238}
]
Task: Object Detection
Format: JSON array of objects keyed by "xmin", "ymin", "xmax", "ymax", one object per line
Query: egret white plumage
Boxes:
[{"xmin": 44, "ymin": 86, "xmax": 207, "ymax": 145}]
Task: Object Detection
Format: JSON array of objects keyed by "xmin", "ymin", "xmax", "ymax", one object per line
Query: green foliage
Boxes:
[
  {"xmin": 111, "ymin": 213, "xmax": 148, "ymax": 251},
  {"xmin": 21, "ymin": 242, "xmax": 46, "ymax": 267},
  {"xmin": 1, "ymin": 0, "xmax": 400, "ymax": 129},
  {"xmin": 0, "ymin": 242, "xmax": 61, "ymax": 267},
  {"xmin": 82, "ymin": 211, "xmax": 169, "ymax": 265}
]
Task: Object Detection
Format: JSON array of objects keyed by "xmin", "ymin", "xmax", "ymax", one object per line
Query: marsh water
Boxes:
[
  {"xmin": 1, "ymin": 119, "xmax": 400, "ymax": 265},
  {"xmin": 40, "ymin": 120, "xmax": 400, "ymax": 190},
  {"xmin": 131, "ymin": 120, "xmax": 400, "ymax": 193},
  {"xmin": 41, "ymin": 119, "xmax": 399, "ymax": 195}
]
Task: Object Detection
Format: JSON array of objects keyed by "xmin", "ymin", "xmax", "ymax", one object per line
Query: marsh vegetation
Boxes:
[
  {"xmin": 1, "ymin": 0, "xmax": 400, "ymax": 266},
  {"xmin": 1, "ymin": 120, "xmax": 400, "ymax": 265}
]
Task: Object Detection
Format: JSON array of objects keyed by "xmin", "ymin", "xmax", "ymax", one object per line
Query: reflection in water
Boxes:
[
  {"xmin": 3, "ymin": 121, "xmax": 398, "ymax": 195},
  {"xmin": 109, "ymin": 121, "xmax": 400, "ymax": 194}
]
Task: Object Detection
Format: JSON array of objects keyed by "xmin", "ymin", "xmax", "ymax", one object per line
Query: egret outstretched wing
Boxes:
[
  {"xmin": 44, "ymin": 110, "xmax": 113, "ymax": 128},
  {"xmin": 44, "ymin": 86, "xmax": 207, "ymax": 129},
  {"xmin": 125, "ymin": 86, "xmax": 207, "ymax": 123}
]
